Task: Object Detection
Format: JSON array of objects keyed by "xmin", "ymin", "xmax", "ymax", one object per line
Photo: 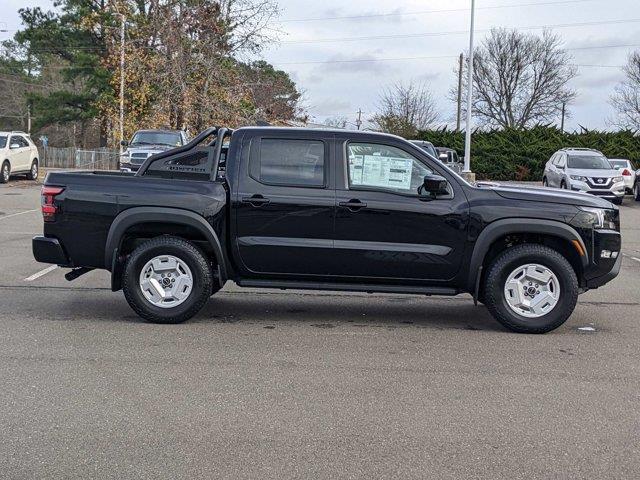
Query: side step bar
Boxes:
[
  {"xmin": 65, "ymin": 267, "xmax": 93, "ymax": 282},
  {"xmin": 236, "ymin": 279, "xmax": 459, "ymax": 296}
]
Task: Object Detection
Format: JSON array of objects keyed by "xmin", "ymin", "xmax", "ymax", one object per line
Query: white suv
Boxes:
[
  {"xmin": 0, "ymin": 131, "xmax": 39, "ymax": 183},
  {"xmin": 542, "ymin": 148, "xmax": 625, "ymax": 205}
]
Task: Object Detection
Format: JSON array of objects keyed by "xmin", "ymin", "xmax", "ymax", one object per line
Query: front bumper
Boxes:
[
  {"xmin": 570, "ymin": 179, "xmax": 625, "ymax": 199},
  {"xmin": 119, "ymin": 162, "xmax": 141, "ymax": 173},
  {"xmin": 32, "ymin": 236, "xmax": 71, "ymax": 266},
  {"xmin": 583, "ymin": 229, "xmax": 622, "ymax": 289}
]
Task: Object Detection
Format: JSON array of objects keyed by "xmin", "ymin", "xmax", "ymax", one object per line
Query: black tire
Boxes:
[
  {"xmin": 26, "ymin": 159, "xmax": 38, "ymax": 180},
  {"xmin": 542, "ymin": 177, "xmax": 548, "ymax": 187},
  {"xmin": 612, "ymin": 197, "xmax": 623, "ymax": 206},
  {"xmin": 560, "ymin": 180, "xmax": 567, "ymax": 189},
  {"xmin": 634, "ymin": 182, "xmax": 640, "ymax": 201},
  {"xmin": 0, "ymin": 161, "xmax": 9, "ymax": 184},
  {"xmin": 483, "ymin": 244, "xmax": 578, "ymax": 334},
  {"xmin": 122, "ymin": 236, "xmax": 213, "ymax": 324}
]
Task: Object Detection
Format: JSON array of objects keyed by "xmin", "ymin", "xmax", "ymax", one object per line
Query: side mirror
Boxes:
[
  {"xmin": 10, "ymin": 143, "xmax": 20, "ymax": 149},
  {"xmin": 421, "ymin": 174, "xmax": 449, "ymax": 198},
  {"xmin": 120, "ymin": 140, "xmax": 128, "ymax": 147}
]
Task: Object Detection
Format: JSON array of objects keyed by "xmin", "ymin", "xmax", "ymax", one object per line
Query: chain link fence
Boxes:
[{"xmin": 41, "ymin": 147, "xmax": 119, "ymax": 170}]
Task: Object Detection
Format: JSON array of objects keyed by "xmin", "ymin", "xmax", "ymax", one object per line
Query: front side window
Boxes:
[
  {"xmin": 567, "ymin": 154, "xmax": 610, "ymax": 170},
  {"xmin": 253, "ymin": 139, "xmax": 325, "ymax": 187},
  {"xmin": 347, "ymin": 142, "xmax": 432, "ymax": 194},
  {"xmin": 0, "ymin": 136, "xmax": 7, "ymax": 148}
]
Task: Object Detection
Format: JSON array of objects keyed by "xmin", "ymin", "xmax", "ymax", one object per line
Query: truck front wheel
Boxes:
[
  {"xmin": 123, "ymin": 236, "xmax": 213, "ymax": 324},
  {"xmin": 483, "ymin": 244, "xmax": 578, "ymax": 333}
]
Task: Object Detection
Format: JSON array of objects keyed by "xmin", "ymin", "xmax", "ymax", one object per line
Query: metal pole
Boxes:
[
  {"xmin": 356, "ymin": 109, "xmax": 363, "ymax": 130},
  {"xmin": 456, "ymin": 53, "xmax": 463, "ymax": 131},
  {"xmin": 119, "ymin": 14, "xmax": 125, "ymax": 154},
  {"xmin": 27, "ymin": 104, "xmax": 31, "ymax": 134},
  {"xmin": 560, "ymin": 102, "xmax": 566, "ymax": 133},
  {"xmin": 463, "ymin": 0, "xmax": 475, "ymax": 174}
]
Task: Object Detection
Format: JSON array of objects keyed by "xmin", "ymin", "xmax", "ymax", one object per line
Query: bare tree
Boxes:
[
  {"xmin": 455, "ymin": 29, "xmax": 576, "ymax": 129},
  {"xmin": 611, "ymin": 51, "xmax": 640, "ymax": 130},
  {"xmin": 372, "ymin": 81, "xmax": 439, "ymax": 138}
]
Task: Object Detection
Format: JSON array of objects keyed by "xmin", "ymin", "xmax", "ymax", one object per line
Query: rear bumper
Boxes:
[{"xmin": 32, "ymin": 236, "xmax": 71, "ymax": 266}]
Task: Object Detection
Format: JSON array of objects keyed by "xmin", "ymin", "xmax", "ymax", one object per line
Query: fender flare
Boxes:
[
  {"xmin": 467, "ymin": 218, "xmax": 588, "ymax": 293},
  {"xmin": 104, "ymin": 206, "xmax": 227, "ymax": 283}
]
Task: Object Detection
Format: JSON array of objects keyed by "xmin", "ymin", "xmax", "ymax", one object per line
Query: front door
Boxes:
[
  {"xmin": 9, "ymin": 135, "xmax": 30, "ymax": 171},
  {"xmin": 234, "ymin": 134, "xmax": 335, "ymax": 277},
  {"xmin": 333, "ymin": 140, "xmax": 469, "ymax": 282}
]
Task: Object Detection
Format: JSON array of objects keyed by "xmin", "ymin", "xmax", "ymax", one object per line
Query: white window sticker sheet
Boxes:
[{"xmin": 349, "ymin": 154, "xmax": 413, "ymax": 190}]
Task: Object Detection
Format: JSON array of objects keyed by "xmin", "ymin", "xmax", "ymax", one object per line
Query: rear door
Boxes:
[
  {"xmin": 233, "ymin": 132, "xmax": 335, "ymax": 277},
  {"xmin": 332, "ymin": 138, "xmax": 469, "ymax": 282}
]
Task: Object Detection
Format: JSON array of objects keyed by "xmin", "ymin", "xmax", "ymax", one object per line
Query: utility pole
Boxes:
[
  {"xmin": 560, "ymin": 102, "xmax": 566, "ymax": 133},
  {"xmin": 462, "ymin": 0, "xmax": 476, "ymax": 180},
  {"xmin": 27, "ymin": 103, "xmax": 31, "ymax": 134},
  {"xmin": 456, "ymin": 53, "xmax": 464, "ymax": 132},
  {"xmin": 119, "ymin": 14, "xmax": 125, "ymax": 154},
  {"xmin": 355, "ymin": 109, "xmax": 363, "ymax": 130}
]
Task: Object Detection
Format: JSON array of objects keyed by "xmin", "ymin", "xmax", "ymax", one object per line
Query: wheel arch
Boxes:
[
  {"xmin": 467, "ymin": 218, "xmax": 588, "ymax": 296},
  {"xmin": 105, "ymin": 207, "xmax": 227, "ymax": 289}
]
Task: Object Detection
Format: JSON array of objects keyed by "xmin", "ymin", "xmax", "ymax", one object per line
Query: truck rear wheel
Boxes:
[
  {"xmin": 483, "ymin": 244, "xmax": 578, "ymax": 334},
  {"xmin": 123, "ymin": 236, "xmax": 213, "ymax": 324}
]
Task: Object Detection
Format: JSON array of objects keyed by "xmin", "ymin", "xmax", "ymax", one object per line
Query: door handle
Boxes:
[
  {"xmin": 339, "ymin": 199, "xmax": 367, "ymax": 211},
  {"xmin": 241, "ymin": 194, "xmax": 271, "ymax": 207}
]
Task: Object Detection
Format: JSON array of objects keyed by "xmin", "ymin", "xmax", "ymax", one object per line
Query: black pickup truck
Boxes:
[{"xmin": 33, "ymin": 127, "xmax": 621, "ymax": 333}]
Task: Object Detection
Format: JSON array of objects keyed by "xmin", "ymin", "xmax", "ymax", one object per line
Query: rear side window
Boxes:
[{"xmin": 251, "ymin": 139, "xmax": 325, "ymax": 187}]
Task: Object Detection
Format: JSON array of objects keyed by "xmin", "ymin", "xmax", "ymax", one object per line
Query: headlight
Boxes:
[
  {"xmin": 571, "ymin": 207, "xmax": 618, "ymax": 230},
  {"xmin": 613, "ymin": 176, "xmax": 624, "ymax": 182},
  {"xmin": 570, "ymin": 175, "xmax": 587, "ymax": 182}
]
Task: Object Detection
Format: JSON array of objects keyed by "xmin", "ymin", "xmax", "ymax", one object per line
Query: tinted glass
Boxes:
[
  {"xmin": 256, "ymin": 139, "xmax": 325, "ymax": 187},
  {"xmin": 0, "ymin": 136, "xmax": 6, "ymax": 148},
  {"xmin": 131, "ymin": 131, "xmax": 182, "ymax": 147},
  {"xmin": 567, "ymin": 154, "xmax": 611, "ymax": 169},
  {"xmin": 609, "ymin": 160, "xmax": 629, "ymax": 169},
  {"xmin": 348, "ymin": 143, "xmax": 432, "ymax": 194}
]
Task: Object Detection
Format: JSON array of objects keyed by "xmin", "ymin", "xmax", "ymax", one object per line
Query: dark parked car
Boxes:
[
  {"xmin": 409, "ymin": 140, "xmax": 438, "ymax": 158},
  {"xmin": 33, "ymin": 127, "xmax": 621, "ymax": 333}
]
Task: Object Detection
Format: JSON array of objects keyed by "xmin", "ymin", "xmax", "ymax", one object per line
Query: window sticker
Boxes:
[{"xmin": 351, "ymin": 155, "xmax": 413, "ymax": 190}]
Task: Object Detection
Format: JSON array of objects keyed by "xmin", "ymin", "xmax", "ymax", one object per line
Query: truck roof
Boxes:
[{"xmin": 234, "ymin": 126, "xmax": 405, "ymax": 141}]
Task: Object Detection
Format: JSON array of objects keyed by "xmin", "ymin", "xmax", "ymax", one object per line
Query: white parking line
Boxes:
[
  {"xmin": 24, "ymin": 265, "xmax": 58, "ymax": 282},
  {"xmin": 0, "ymin": 209, "xmax": 38, "ymax": 221},
  {"xmin": 622, "ymin": 253, "xmax": 640, "ymax": 263}
]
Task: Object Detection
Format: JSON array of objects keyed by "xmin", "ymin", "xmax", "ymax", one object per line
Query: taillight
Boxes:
[
  {"xmin": 622, "ymin": 169, "xmax": 632, "ymax": 176},
  {"xmin": 41, "ymin": 185, "xmax": 65, "ymax": 222}
]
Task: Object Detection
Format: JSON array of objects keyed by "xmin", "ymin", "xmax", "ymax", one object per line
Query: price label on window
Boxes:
[{"xmin": 350, "ymin": 155, "xmax": 413, "ymax": 190}]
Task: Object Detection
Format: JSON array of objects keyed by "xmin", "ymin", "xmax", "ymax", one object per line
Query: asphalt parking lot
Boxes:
[{"xmin": 1, "ymin": 178, "xmax": 639, "ymax": 479}]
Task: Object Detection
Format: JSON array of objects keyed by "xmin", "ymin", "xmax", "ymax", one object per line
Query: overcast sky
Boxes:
[{"xmin": 2, "ymin": 0, "xmax": 639, "ymax": 130}]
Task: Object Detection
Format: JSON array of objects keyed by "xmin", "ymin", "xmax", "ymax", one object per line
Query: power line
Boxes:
[
  {"xmin": 280, "ymin": 0, "xmax": 597, "ymax": 23},
  {"xmin": 280, "ymin": 18, "xmax": 640, "ymax": 45}
]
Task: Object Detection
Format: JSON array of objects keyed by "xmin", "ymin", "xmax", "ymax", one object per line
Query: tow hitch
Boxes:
[{"xmin": 65, "ymin": 267, "xmax": 93, "ymax": 282}]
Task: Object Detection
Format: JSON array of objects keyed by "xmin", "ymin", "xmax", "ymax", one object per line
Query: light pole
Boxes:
[
  {"xmin": 119, "ymin": 14, "xmax": 125, "ymax": 154},
  {"xmin": 462, "ymin": 0, "xmax": 476, "ymax": 180}
]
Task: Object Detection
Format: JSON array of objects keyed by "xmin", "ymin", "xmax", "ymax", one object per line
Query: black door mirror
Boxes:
[
  {"xmin": 120, "ymin": 140, "xmax": 128, "ymax": 147},
  {"xmin": 421, "ymin": 174, "xmax": 449, "ymax": 198}
]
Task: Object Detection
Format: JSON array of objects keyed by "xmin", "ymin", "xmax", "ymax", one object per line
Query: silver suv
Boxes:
[{"xmin": 542, "ymin": 148, "xmax": 625, "ymax": 205}]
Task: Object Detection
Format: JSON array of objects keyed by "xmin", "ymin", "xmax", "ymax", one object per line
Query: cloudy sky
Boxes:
[{"xmin": 2, "ymin": 0, "xmax": 639, "ymax": 130}]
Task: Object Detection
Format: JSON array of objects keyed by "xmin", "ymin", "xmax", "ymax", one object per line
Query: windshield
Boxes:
[
  {"xmin": 567, "ymin": 154, "xmax": 611, "ymax": 170},
  {"xmin": 609, "ymin": 160, "xmax": 629, "ymax": 169},
  {"xmin": 0, "ymin": 136, "xmax": 6, "ymax": 148},
  {"xmin": 131, "ymin": 131, "xmax": 182, "ymax": 147}
]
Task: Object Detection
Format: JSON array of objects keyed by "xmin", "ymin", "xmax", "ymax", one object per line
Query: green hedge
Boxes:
[{"xmin": 417, "ymin": 126, "xmax": 640, "ymax": 181}]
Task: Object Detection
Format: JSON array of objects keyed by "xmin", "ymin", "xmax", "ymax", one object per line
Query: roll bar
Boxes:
[{"xmin": 135, "ymin": 126, "xmax": 230, "ymax": 177}]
